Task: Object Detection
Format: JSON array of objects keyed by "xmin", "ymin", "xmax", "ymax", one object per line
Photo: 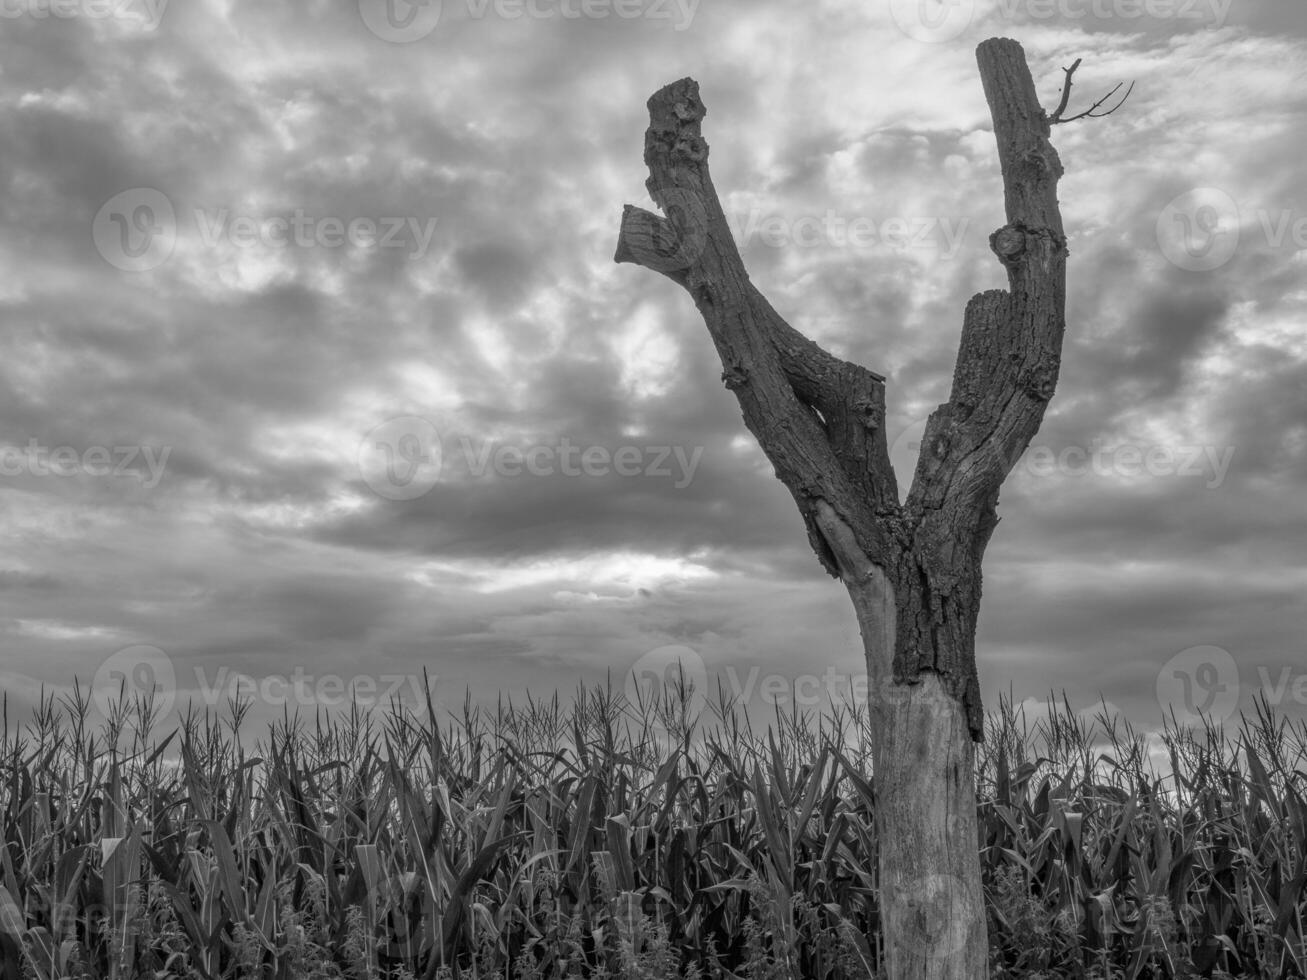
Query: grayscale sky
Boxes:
[{"xmin": 1, "ymin": 0, "xmax": 1304, "ymax": 740}]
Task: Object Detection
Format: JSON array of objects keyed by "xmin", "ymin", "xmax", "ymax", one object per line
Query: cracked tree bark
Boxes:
[{"xmin": 615, "ymin": 38, "xmax": 1068, "ymax": 980}]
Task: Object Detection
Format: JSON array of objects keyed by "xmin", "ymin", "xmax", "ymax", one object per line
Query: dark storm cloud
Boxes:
[
  {"xmin": 0, "ymin": 571, "xmax": 62, "ymax": 591},
  {"xmin": 0, "ymin": 0, "xmax": 1303, "ymax": 738},
  {"xmin": 1068, "ymin": 273, "xmax": 1231, "ymax": 404}
]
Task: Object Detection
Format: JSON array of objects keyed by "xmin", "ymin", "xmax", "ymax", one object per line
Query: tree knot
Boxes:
[
  {"xmin": 855, "ymin": 398, "xmax": 882, "ymax": 431},
  {"xmin": 990, "ymin": 225, "xmax": 1026, "ymax": 264},
  {"xmin": 673, "ymin": 94, "xmax": 704, "ymax": 123},
  {"xmin": 1018, "ymin": 360, "xmax": 1060, "ymax": 401},
  {"xmin": 721, "ymin": 365, "xmax": 748, "ymax": 390},
  {"xmin": 675, "ymin": 135, "xmax": 709, "ymax": 163}
]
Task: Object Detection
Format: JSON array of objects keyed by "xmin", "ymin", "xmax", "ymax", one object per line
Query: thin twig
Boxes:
[
  {"xmin": 1048, "ymin": 57, "xmax": 1083, "ymax": 124},
  {"xmin": 1048, "ymin": 57, "xmax": 1134, "ymax": 125}
]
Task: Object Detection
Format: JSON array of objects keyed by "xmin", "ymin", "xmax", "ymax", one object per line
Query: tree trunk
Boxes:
[
  {"xmin": 614, "ymin": 38, "xmax": 1074, "ymax": 979},
  {"xmin": 846, "ymin": 559, "xmax": 987, "ymax": 978}
]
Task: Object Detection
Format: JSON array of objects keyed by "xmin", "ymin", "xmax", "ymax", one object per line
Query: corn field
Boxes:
[{"xmin": 1, "ymin": 679, "xmax": 1305, "ymax": 979}]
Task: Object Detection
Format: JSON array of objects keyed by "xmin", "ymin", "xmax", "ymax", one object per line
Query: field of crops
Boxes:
[{"xmin": 1, "ymin": 679, "xmax": 1305, "ymax": 979}]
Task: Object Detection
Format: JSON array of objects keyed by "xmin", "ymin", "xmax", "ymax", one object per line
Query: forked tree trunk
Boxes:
[
  {"xmin": 844, "ymin": 558, "xmax": 987, "ymax": 977},
  {"xmin": 615, "ymin": 38, "xmax": 1070, "ymax": 979}
]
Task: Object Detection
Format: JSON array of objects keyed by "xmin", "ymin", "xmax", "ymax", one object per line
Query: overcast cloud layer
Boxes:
[{"xmin": 1, "ymin": 0, "xmax": 1305, "ymax": 739}]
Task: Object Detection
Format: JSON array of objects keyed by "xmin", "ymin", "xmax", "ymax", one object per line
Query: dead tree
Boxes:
[{"xmin": 613, "ymin": 38, "xmax": 1111, "ymax": 978}]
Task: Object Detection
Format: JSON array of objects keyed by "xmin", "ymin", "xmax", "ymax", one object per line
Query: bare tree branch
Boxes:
[
  {"xmin": 1048, "ymin": 56, "xmax": 1135, "ymax": 125},
  {"xmin": 1048, "ymin": 57, "xmax": 1083, "ymax": 124},
  {"xmin": 614, "ymin": 79, "xmax": 899, "ymax": 573},
  {"xmin": 615, "ymin": 39, "xmax": 1089, "ymax": 744}
]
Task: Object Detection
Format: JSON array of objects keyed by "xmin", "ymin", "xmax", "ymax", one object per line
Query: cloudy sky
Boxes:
[{"xmin": 1, "ymin": 0, "xmax": 1304, "ymax": 740}]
